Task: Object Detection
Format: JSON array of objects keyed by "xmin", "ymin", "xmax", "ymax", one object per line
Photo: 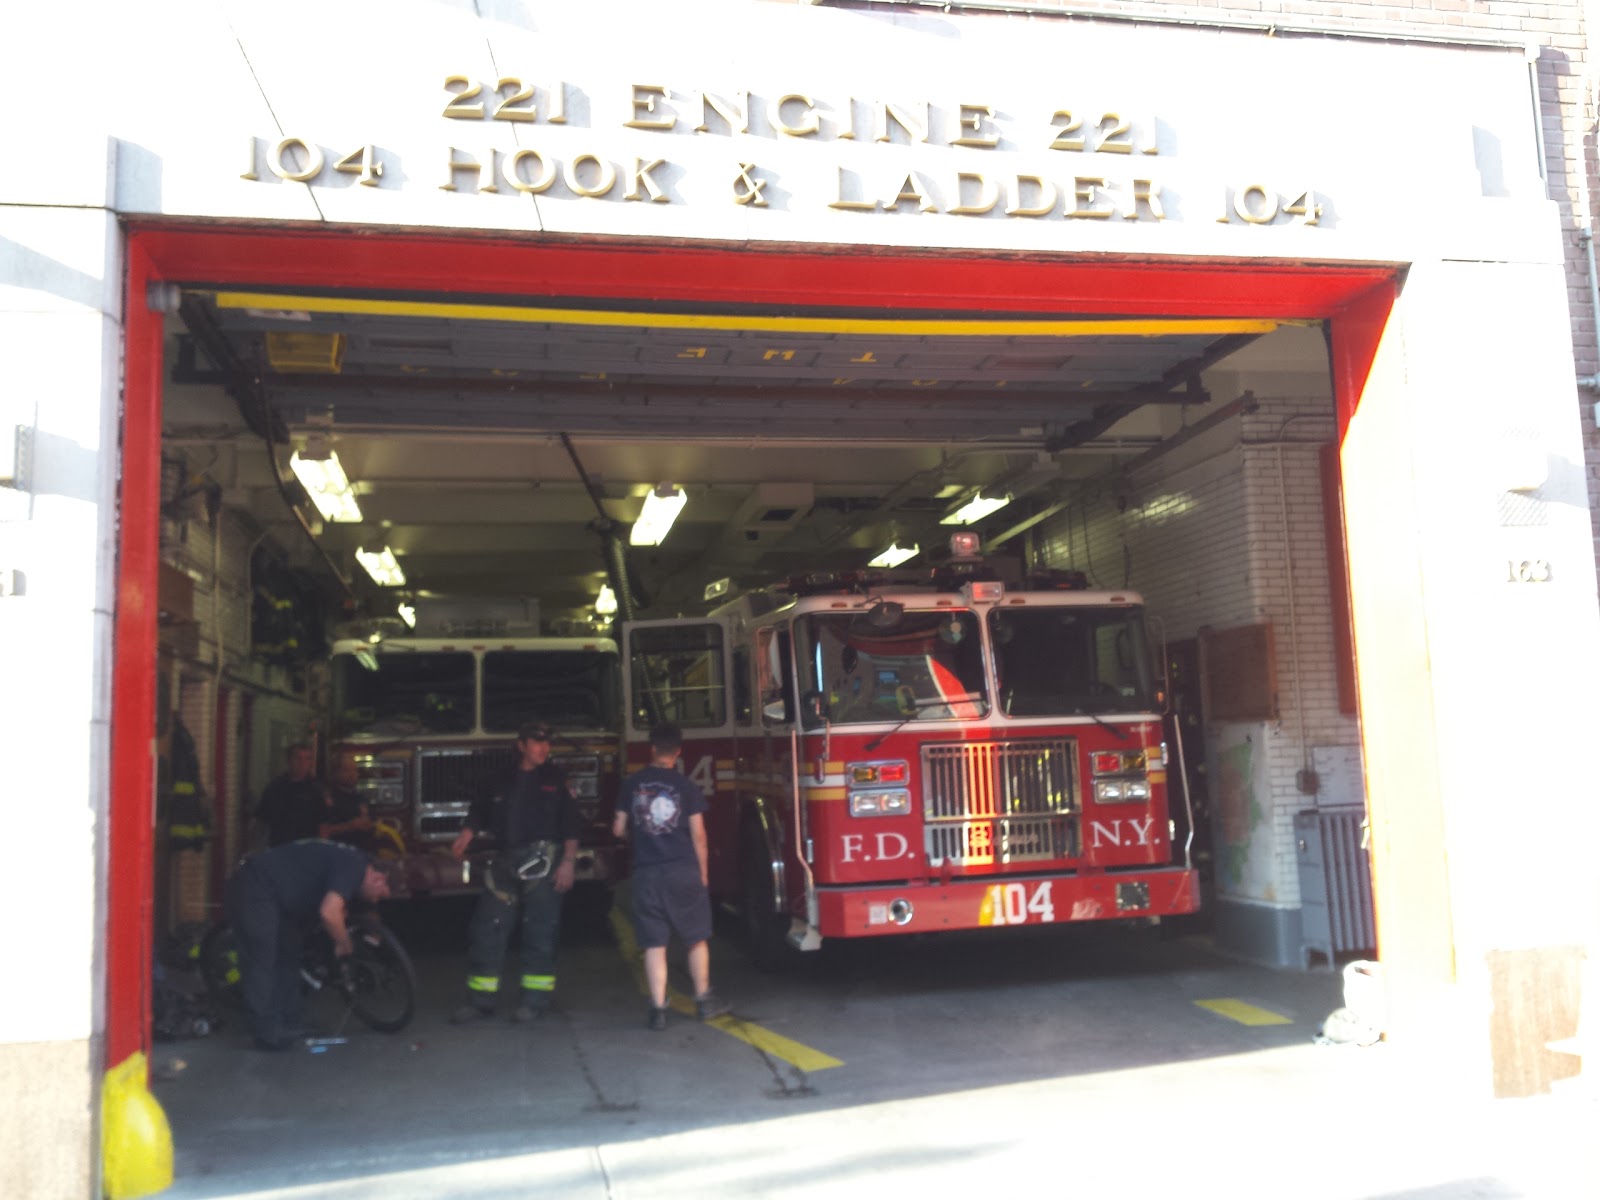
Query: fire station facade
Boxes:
[{"xmin": 4, "ymin": 1, "xmax": 1600, "ymax": 1194}]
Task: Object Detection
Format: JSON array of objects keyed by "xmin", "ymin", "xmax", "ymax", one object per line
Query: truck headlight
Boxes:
[
  {"xmin": 850, "ymin": 790, "xmax": 911, "ymax": 817},
  {"xmin": 1094, "ymin": 779, "xmax": 1149, "ymax": 804}
]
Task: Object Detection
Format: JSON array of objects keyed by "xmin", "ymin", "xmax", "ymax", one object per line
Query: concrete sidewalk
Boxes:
[
  {"xmin": 158, "ymin": 1038, "xmax": 1598, "ymax": 1199},
  {"xmin": 150, "ymin": 921, "xmax": 1598, "ymax": 1200}
]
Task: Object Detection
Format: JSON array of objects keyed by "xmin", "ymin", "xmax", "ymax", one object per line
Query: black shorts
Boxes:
[{"xmin": 632, "ymin": 859, "xmax": 713, "ymax": 949}]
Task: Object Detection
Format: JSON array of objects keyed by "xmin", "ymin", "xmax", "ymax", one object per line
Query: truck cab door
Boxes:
[{"xmin": 621, "ymin": 618, "xmax": 735, "ymax": 880}]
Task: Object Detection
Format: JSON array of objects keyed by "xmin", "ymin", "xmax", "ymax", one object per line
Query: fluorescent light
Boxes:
[
  {"xmin": 356, "ymin": 545, "xmax": 406, "ymax": 587},
  {"xmin": 869, "ymin": 541, "xmax": 919, "ymax": 568},
  {"xmin": 595, "ymin": 584, "xmax": 618, "ymax": 615},
  {"xmin": 397, "ymin": 602, "xmax": 416, "ymax": 628},
  {"xmin": 290, "ymin": 449, "xmax": 363, "ymax": 523},
  {"xmin": 630, "ymin": 483, "xmax": 687, "ymax": 546},
  {"xmin": 940, "ymin": 492, "xmax": 1010, "ymax": 525}
]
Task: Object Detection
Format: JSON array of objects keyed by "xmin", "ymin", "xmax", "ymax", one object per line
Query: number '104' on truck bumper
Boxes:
[{"xmin": 812, "ymin": 866, "xmax": 1200, "ymax": 938}]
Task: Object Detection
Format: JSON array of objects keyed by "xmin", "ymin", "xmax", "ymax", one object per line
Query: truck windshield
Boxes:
[
  {"xmin": 988, "ymin": 607, "xmax": 1156, "ymax": 717},
  {"xmin": 482, "ymin": 650, "xmax": 619, "ymax": 733},
  {"xmin": 795, "ymin": 610, "xmax": 989, "ymax": 728},
  {"xmin": 331, "ymin": 650, "xmax": 475, "ymax": 736}
]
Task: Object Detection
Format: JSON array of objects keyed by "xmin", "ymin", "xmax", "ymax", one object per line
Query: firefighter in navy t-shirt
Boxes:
[
  {"xmin": 255, "ymin": 742, "xmax": 324, "ymax": 848},
  {"xmin": 613, "ymin": 722, "xmax": 731, "ymax": 1031}
]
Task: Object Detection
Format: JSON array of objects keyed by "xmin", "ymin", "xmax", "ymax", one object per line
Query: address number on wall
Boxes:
[{"xmin": 1507, "ymin": 559, "xmax": 1553, "ymax": 583}]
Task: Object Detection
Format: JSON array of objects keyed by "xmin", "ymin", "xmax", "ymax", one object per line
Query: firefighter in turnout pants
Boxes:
[{"xmin": 449, "ymin": 720, "xmax": 580, "ymax": 1022}]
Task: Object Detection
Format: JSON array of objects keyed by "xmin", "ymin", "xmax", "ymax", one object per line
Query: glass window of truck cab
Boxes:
[
  {"xmin": 629, "ymin": 625, "xmax": 727, "ymax": 729},
  {"xmin": 988, "ymin": 606, "xmax": 1156, "ymax": 717},
  {"xmin": 482, "ymin": 650, "xmax": 619, "ymax": 733},
  {"xmin": 794, "ymin": 609, "xmax": 988, "ymax": 728},
  {"xmin": 332, "ymin": 650, "xmax": 476, "ymax": 736}
]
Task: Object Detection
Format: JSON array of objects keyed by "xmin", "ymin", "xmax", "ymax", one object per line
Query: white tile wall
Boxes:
[{"xmin": 1036, "ymin": 392, "xmax": 1361, "ymax": 912}]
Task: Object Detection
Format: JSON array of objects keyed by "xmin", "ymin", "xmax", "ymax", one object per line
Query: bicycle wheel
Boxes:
[{"xmin": 343, "ymin": 923, "xmax": 417, "ymax": 1033}]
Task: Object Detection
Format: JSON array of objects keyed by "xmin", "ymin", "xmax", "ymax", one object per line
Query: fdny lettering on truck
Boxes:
[
  {"xmin": 840, "ymin": 832, "xmax": 913, "ymax": 863},
  {"xmin": 1088, "ymin": 817, "xmax": 1160, "ymax": 848}
]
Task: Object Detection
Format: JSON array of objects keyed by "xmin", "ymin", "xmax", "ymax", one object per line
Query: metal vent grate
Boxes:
[{"xmin": 1295, "ymin": 805, "xmax": 1375, "ymax": 969}]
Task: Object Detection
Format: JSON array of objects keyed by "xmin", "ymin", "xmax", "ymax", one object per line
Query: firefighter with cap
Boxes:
[{"xmin": 449, "ymin": 719, "xmax": 580, "ymax": 1022}]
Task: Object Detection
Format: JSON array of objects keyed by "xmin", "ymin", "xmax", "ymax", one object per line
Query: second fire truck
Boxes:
[
  {"xmin": 622, "ymin": 533, "xmax": 1199, "ymax": 962},
  {"xmin": 328, "ymin": 628, "xmax": 622, "ymax": 899}
]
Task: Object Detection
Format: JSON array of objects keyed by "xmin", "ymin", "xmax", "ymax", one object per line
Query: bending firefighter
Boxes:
[
  {"xmin": 224, "ymin": 840, "xmax": 392, "ymax": 1051},
  {"xmin": 450, "ymin": 720, "xmax": 580, "ymax": 1023}
]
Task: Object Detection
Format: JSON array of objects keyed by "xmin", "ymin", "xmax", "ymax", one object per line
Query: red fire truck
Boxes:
[
  {"xmin": 621, "ymin": 534, "xmax": 1199, "ymax": 962},
  {"xmin": 328, "ymin": 632, "xmax": 622, "ymax": 898}
]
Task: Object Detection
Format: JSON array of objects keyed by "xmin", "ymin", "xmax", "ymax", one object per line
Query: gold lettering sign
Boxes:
[{"xmin": 230, "ymin": 77, "xmax": 1330, "ymax": 232}]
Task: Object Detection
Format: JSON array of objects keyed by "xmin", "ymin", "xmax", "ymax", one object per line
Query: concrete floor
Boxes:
[{"xmin": 149, "ymin": 904, "xmax": 1599, "ymax": 1199}]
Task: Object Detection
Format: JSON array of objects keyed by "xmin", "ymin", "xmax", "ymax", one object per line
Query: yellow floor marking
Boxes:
[
  {"xmin": 607, "ymin": 906, "xmax": 843, "ymax": 1071},
  {"xmin": 1194, "ymin": 998, "xmax": 1294, "ymax": 1026},
  {"xmin": 702, "ymin": 1015, "xmax": 844, "ymax": 1072}
]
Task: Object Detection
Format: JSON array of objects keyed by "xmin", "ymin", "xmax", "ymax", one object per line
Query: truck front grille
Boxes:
[
  {"xmin": 925, "ymin": 815, "xmax": 1079, "ymax": 867},
  {"xmin": 417, "ymin": 747, "xmax": 517, "ymax": 842},
  {"xmin": 416, "ymin": 745, "xmax": 608, "ymax": 841},
  {"xmin": 921, "ymin": 739, "xmax": 1077, "ymax": 867}
]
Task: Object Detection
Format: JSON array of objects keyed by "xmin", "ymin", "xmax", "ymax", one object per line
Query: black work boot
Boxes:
[
  {"xmin": 695, "ymin": 992, "xmax": 731, "ymax": 1021},
  {"xmin": 450, "ymin": 1002, "xmax": 495, "ymax": 1024}
]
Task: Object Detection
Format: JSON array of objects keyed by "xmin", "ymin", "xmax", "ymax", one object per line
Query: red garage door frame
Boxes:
[{"xmin": 109, "ymin": 222, "xmax": 1399, "ymax": 1066}]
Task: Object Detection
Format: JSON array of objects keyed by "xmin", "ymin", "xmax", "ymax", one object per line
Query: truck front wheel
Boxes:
[{"xmin": 740, "ymin": 825, "xmax": 790, "ymax": 971}]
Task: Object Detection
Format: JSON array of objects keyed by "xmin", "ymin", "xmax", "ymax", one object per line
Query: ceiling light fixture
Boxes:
[
  {"xmin": 595, "ymin": 584, "xmax": 618, "ymax": 615},
  {"xmin": 289, "ymin": 447, "xmax": 363, "ymax": 523},
  {"xmin": 940, "ymin": 492, "xmax": 1011, "ymax": 526},
  {"xmin": 356, "ymin": 545, "xmax": 406, "ymax": 587},
  {"xmin": 868, "ymin": 541, "xmax": 919, "ymax": 568},
  {"xmin": 397, "ymin": 602, "xmax": 416, "ymax": 628},
  {"xmin": 629, "ymin": 483, "xmax": 687, "ymax": 546}
]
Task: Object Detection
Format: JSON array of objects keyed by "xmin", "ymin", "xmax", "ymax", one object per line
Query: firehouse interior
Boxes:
[{"xmin": 139, "ymin": 231, "xmax": 1377, "ymax": 1113}]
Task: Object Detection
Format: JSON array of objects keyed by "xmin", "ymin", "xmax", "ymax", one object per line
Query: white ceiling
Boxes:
[{"xmin": 161, "ymin": 296, "xmax": 1330, "ymax": 632}]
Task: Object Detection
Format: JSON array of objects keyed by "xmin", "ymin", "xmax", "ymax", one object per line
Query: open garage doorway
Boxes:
[{"xmin": 112, "ymin": 225, "xmax": 1397, "ymax": 1080}]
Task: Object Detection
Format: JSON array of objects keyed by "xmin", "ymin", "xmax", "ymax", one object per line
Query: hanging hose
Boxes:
[{"xmin": 558, "ymin": 432, "xmax": 641, "ymax": 621}]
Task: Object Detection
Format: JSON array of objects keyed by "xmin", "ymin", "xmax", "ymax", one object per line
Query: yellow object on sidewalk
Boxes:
[{"xmin": 102, "ymin": 1051, "xmax": 173, "ymax": 1199}]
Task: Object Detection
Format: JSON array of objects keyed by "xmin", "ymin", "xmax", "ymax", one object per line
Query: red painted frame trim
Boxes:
[
  {"xmin": 108, "ymin": 242, "xmax": 164, "ymax": 1068},
  {"xmin": 125, "ymin": 222, "xmax": 1395, "ymax": 319},
  {"xmin": 109, "ymin": 221, "xmax": 1400, "ymax": 1057}
]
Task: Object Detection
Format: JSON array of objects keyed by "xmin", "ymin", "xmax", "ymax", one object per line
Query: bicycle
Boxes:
[{"xmin": 199, "ymin": 913, "xmax": 418, "ymax": 1035}]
